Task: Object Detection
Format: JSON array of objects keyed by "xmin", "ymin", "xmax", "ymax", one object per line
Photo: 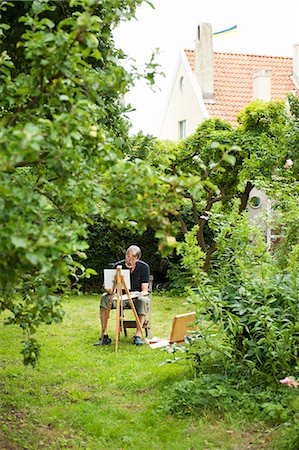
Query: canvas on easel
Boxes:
[{"xmin": 104, "ymin": 268, "xmax": 131, "ymax": 290}]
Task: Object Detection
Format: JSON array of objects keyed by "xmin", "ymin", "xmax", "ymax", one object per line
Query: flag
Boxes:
[{"xmin": 213, "ymin": 25, "xmax": 237, "ymax": 37}]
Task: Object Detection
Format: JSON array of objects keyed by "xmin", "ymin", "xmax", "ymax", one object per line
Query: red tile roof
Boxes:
[{"xmin": 185, "ymin": 49, "xmax": 299, "ymax": 126}]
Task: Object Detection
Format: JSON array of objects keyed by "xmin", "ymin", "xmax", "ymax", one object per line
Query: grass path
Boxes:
[{"xmin": 1, "ymin": 294, "xmax": 275, "ymax": 449}]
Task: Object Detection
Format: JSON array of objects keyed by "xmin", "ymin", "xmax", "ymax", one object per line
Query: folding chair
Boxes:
[{"xmin": 122, "ymin": 275, "xmax": 153, "ymax": 338}]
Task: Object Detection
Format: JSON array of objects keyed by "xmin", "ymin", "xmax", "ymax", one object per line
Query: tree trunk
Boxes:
[
  {"xmin": 202, "ymin": 242, "xmax": 217, "ymax": 272},
  {"xmin": 239, "ymin": 181, "xmax": 254, "ymax": 213}
]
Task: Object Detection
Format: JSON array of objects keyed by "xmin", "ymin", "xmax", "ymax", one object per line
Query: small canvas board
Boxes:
[
  {"xmin": 104, "ymin": 268, "xmax": 131, "ymax": 290},
  {"xmin": 169, "ymin": 312, "xmax": 196, "ymax": 344},
  {"xmin": 146, "ymin": 312, "xmax": 197, "ymax": 348}
]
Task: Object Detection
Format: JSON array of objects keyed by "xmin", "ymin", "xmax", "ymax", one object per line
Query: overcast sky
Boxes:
[{"xmin": 114, "ymin": 0, "xmax": 299, "ymax": 136}]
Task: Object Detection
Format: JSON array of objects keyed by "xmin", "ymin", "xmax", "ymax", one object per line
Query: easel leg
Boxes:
[{"xmin": 115, "ymin": 295, "xmax": 121, "ymax": 353}]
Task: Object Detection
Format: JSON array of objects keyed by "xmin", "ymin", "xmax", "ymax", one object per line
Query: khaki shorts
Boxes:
[{"xmin": 100, "ymin": 293, "xmax": 149, "ymax": 315}]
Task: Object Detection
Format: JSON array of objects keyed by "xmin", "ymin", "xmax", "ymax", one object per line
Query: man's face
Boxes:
[{"xmin": 125, "ymin": 251, "xmax": 139, "ymax": 269}]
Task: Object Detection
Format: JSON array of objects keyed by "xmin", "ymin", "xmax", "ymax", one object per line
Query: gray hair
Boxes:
[{"xmin": 126, "ymin": 245, "xmax": 141, "ymax": 258}]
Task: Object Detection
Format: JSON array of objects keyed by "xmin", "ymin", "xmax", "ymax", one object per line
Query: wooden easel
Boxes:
[{"xmin": 102, "ymin": 265, "xmax": 143, "ymax": 352}]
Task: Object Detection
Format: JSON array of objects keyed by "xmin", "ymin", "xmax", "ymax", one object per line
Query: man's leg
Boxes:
[
  {"xmin": 132, "ymin": 296, "xmax": 149, "ymax": 343},
  {"xmin": 100, "ymin": 306, "xmax": 109, "ymax": 336},
  {"xmin": 94, "ymin": 293, "xmax": 113, "ymax": 346},
  {"xmin": 99, "ymin": 293, "xmax": 110, "ymax": 337},
  {"xmin": 134, "ymin": 314, "xmax": 145, "ymax": 338}
]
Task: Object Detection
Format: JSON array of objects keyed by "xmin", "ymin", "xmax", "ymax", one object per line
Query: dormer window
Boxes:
[
  {"xmin": 178, "ymin": 120, "xmax": 186, "ymax": 139},
  {"xmin": 179, "ymin": 76, "xmax": 184, "ymax": 93}
]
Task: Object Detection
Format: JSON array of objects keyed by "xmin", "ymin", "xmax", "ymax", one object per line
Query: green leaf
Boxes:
[
  {"xmin": 11, "ymin": 236, "xmax": 28, "ymax": 248},
  {"xmin": 223, "ymin": 154, "xmax": 236, "ymax": 166}
]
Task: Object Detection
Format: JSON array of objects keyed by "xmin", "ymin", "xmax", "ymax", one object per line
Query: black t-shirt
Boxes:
[{"xmin": 113, "ymin": 259, "xmax": 150, "ymax": 291}]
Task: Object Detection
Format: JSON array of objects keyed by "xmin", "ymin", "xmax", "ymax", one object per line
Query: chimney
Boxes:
[
  {"xmin": 195, "ymin": 23, "xmax": 214, "ymax": 101},
  {"xmin": 293, "ymin": 42, "xmax": 299, "ymax": 85},
  {"xmin": 252, "ymin": 69, "xmax": 271, "ymax": 101}
]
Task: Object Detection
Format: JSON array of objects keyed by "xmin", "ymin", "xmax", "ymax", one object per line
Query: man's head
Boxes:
[{"xmin": 125, "ymin": 245, "xmax": 141, "ymax": 269}]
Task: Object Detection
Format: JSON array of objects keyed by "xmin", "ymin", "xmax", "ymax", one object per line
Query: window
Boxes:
[
  {"xmin": 179, "ymin": 76, "xmax": 184, "ymax": 93},
  {"xmin": 178, "ymin": 120, "xmax": 186, "ymax": 139},
  {"xmin": 249, "ymin": 196, "xmax": 262, "ymax": 209}
]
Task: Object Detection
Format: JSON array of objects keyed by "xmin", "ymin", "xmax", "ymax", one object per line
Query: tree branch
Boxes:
[
  {"xmin": 7, "ymin": 97, "xmax": 40, "ymax": 127},
  {"xmin": 176, "ymin": 212, "xmax": 188, "ymax": 235},
  {"xmin": 202, "ymin": 242, "xmax": 217, "ymax": 272},
  {"xmin": 34, "ymin": 187, "xmax": 64, "ymax": 213},
  {"xmin": 14, "ymin": 159, "xmax": 47, "ymax": 169},
  {"xmin": 239, "ymin": 181, "xmax": 254, "ymax": 213},
  {"xmin": 191, "ymin": 196, "xmax": 200, "ymax": 226}
]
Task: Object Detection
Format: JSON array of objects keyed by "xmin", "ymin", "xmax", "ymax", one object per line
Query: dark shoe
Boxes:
[
  {"xmin": 133, "ymin": 335, "xmax": 144, "ymax": 346},
  {"xmin": 93, "ymin": 335, "xmax": 112, "ymax": 346}
]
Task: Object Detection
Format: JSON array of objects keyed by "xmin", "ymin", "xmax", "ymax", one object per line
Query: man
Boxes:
[{"xmin": 95, "ymin": 245, "xmax": 150, "ymax": 346}]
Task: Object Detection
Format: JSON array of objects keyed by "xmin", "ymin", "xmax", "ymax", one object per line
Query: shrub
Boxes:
[
  {"xmin": 161, "ymin": 368, "xmax": 298, "ymax": 427},
  {"xmin": 177, "ymin": 220, "xmax": 299, "ymax": 378}
]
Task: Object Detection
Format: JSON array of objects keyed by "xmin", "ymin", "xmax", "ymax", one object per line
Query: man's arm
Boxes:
[{"xmin": 139, "ymin": 282, "xmax": 149, "ymax": 296}]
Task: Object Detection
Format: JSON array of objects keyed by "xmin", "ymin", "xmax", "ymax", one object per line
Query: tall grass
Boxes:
[{"xmin": 0, "ymin": 293, "xmax": 290, "ymax": 449}]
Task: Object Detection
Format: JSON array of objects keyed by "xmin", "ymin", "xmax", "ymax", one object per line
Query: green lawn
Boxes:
[{"xmin": 0, "ymin": 293, "xmax": 278, "ymax": 449}]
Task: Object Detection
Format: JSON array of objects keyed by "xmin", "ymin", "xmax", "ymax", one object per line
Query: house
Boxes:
[
  {"xmin": 159, "ymin": 23, "xmax": 299, "ymax": 140},
  {"xmin": 159, "ymin": 23, "xmax": 299, "ymax": 240}
]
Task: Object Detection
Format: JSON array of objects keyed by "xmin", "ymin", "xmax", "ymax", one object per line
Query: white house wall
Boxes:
[{"xmin": 159, "ymin": 51, "xmax": 209, "ymax": 141}]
